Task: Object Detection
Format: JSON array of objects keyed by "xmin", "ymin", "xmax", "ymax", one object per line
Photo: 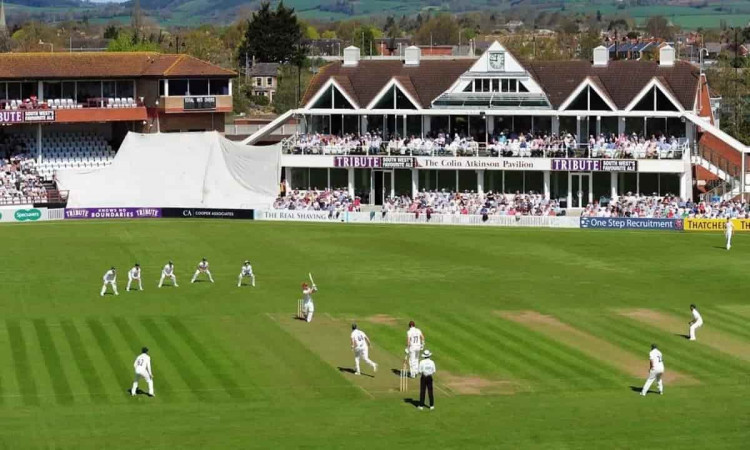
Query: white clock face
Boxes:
[{"xmin": 489, "ymin": 52, "xmax": 505, "ymax": 70}]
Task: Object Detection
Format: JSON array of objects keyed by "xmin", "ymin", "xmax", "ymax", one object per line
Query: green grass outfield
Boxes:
[{"xmin": 1, "ymin": 220, "xmax": 749, "ymax": 448}]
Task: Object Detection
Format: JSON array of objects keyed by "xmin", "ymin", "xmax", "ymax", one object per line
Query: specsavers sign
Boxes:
[
  {"xmin": 0, "ymin": 207, "xmax": 47, "ymax": 223},
  {"xmin": 684, "ymin": 218, "xmax": 750, "ymax": 231}
]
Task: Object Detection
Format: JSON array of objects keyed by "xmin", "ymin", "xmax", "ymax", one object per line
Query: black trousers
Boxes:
[{"xmin": 419, "ymin": 375, "xmax": 434, "ymax": 407}]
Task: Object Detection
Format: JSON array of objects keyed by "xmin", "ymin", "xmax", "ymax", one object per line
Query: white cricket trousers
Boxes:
[
  {"xmin": 131, "ymin": 370, "xmax": 154, "ymax": 396},
  {"xmin": 641, "ymin": 369, "xmax": 664, "ymax": 395},
  {"xmin": 127, "ymin": 276, "xmax": 142, "ymax": 291},
  {"xmin": 689, "ymin": 320, "xmax": 703, "ymax": 340},
  {"xmin": 408, "ymin": 347, "xmax": 421, "ymax": 377},
  {"xmin": 101, "ymin": 281, "xmax": 118, "ymax": 296},
  {"xmin": 159, "ymin": 273, "xmax": 178, "ymax": 287},
  {"xmin": 354, "ymin": 347, "xmax": 376, "ymax": 374},
  {"xmin": 303, "ymin": 300, "xmax": 314, "ymax": 323},
  {"xmin": 191, "ymin": 270, "xmax": 214, "ymax": 283},
  {"xmin": 238, "ymin": 273, "xmax": 255, "ymax": 287},
  {"xmin": 726, "ymin": 232, "xmax": 732, "ymax": 250}
]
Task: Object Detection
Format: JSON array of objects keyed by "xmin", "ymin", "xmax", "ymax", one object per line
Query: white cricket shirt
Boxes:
[
  {"xmin": 649, "ymin": 348, "xmax": 664, "ymax": 372},
  {"xmin": 692, "ymin": 308, "xmax": 703, "ymax": 324},
  {"xmin": 351, "ymin": 330, "xmax": 368, "ymax": 349},
  {"xmin": 418, "ymin": 359, "xmax": 437, "ymax": 376},
  {"xmin": 407, "ymin": 328, "xmax": 423, "ymax": 349}
]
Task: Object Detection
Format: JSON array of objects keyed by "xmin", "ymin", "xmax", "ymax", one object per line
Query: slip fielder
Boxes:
[
  {"xmin": 127, "ymin": 263, "xmax": 143, "ymax": 291},
  {"xmin": 158, "ymin": 261, "xmax": 178, "ymax": 288},
  {"xmin": 101, "ymin": 267, "xmax": 119, "ymax": 296},
  {"xmin": 191, "ymin": 258, "xmax": 214, "ymax": 283},
  {"xmin": 238, "ymin": 260, "xmax": 255, "ymax": 287}
]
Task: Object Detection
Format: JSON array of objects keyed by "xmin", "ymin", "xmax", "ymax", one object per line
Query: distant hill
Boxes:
[{"xmin": 3, "ymin": 0, "xmax": 750, "ymax": 28}]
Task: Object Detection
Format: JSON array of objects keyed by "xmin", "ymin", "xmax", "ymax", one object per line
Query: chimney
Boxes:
[
  {"xmin": 593, "ymin": 45, "xmax": 608, "ymax": 67},
  {"xmin": 343, "ymin": 46, "xmax": 360, "ymax": 67},
  {"xmin": 660, "ymin": 44, "xmax": 675, "ymax": 67},
  {"xmin": 404, "ymin": 45, "xmax": 421, "ymax": 66}
]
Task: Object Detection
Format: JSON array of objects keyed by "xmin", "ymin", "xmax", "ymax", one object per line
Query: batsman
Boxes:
[
  {"xmin": 301, "ymin": 273, "xmax": 317, "ymax": 323},
  {"xmin": 405, "ymin": 321, "xmax": 425, "ymax": 378}
]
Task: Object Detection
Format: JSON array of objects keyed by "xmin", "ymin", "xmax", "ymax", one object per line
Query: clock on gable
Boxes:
[{"xmin": 488, "ymin": 52, "xmax": 505, "ymax": 71}]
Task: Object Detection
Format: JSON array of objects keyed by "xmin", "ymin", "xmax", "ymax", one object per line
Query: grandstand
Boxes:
[
  {"xmin": 248, "ymin": 41, "xmax": 749, "ymax": 207},
  {"xmin": 0, "ymin": 52, "xmax": 236, "ymax": 205}
]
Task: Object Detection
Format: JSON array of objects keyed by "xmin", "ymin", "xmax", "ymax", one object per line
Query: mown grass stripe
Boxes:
[
  {"xmin": 86, "ymin": 318, "xmax": 130, "ymax": 393},
  {"xmin": 612, "ymin": 317, "xmax": 750, "ymax": 374},
  {"xmin": 423, "ymin": 319, "xmax": 518, "ymax": 377},
  {"xmin": 32, "ymin": 320, "xmax": 74, "ymax": 405},
  {"xmin": 140, "ymin": 317, "xmax": 209, "ymax": 401},
  {"xmin": 472, "ymin": 313, "xmax": 624, "ymax": 386},
  {"xmin": 579, "ymin": 314, "xmax": 748, "ymax": 381},
  {"xmin": 427, "ymin": 315, "xmax": 555, "ymax": 384},
  {"xmin": 691, "ymin": 308, "xmax": 750, "ymax": 341},
  {"xmin": 112, "ymin": 317, "xmax": 176, "ymax": 400},
  {"xmin": 440, "ymin": 314, "xmax": 574, "ymax": 382},
  {"xmin": 453, "ymin": 313, "xmax": 619, "ymax": 387},
  {"xmin": 165, "ymin": 317, "xmax": 246, "ymax": 399},
  {"xmin": 60, "ymin": 320, "xmax": 109, "ymax": 403},
  {"xmin": 6, "ymin": 320, "xmax": 39, "ymax": 406}
]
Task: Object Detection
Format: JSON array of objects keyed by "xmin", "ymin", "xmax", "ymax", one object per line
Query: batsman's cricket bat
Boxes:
[{"xmin": 308, "ymin": 272, "xmax": 316, "ymax": 287}]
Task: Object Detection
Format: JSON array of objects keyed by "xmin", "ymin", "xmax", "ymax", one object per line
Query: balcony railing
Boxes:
[{"xmin": 282, "ymin": 135, "xmax": 688, "ymax": 160}]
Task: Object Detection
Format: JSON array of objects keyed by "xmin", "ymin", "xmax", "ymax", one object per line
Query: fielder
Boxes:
[
  {"xmin": 350, "ymin": 323, "xmax": 378, "ymax": 375},
  {"xmin": 100, "ymin": 266, "xmax": 119, "ymax": 296},
  {"xmin": 689, "ymin": 304, "xmax": 703, "ymax": 341},
  {"xmin": 238, "ymin": 260, "xmax": 255, "ymax": 287},
  {"xmin": 726, "ymin": 217, "xmax": 734, "ymax": 250},
  {"xmin": 127, "ymin": 263, "xmax": 143, "ymax": 291},
  {"xmin": 640, "ymin": 343, "xmax": 664, "ymax": 396},
  {"xmin": 301, "ymin": 282, "xmax": 317, "ymax": 323},
  {"xmin": 158, "ymin": 261, "xmax": 178, "ymax": 288},
  {"xmin": 131, "ymin": 347, "xmax": 154, "ymax": 397},
  {"xmin": 405, "ymin": 321, "xmax": 425, "ymax": 378},
  {"xmin": 191, "ymin": 258, "xmax": 214, "ymax": 283}
]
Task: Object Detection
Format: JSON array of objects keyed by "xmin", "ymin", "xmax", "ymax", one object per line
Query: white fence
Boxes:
[{"xmin": 255, "ymin": 209, "xmax": 580, "ymax": 228}]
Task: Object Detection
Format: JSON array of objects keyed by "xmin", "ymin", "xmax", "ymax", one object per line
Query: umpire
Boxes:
[{"xmin": 418, "ymin": 349, "xmax": 437, "ymax": 410}]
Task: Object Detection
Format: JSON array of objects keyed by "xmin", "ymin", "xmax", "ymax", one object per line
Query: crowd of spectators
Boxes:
[
  {"xmin": 273, "ymin": 188, "xmax": 562, "ymax": 217},
  {"xmin": 285, "ymin": 131, "xmax": 686, "ymax": 160},
  {"xmin": 582, "ymin": 195, "xmax": 750, "ymax": 218},
  {"xmin": 273, "ymin": 189, "xmax": 360, "ymax": 214},
  {"xmin": 0, "ymin": 135, "xmax": 48, "ymax": 204},
  {"xmin": 0, "ymin": 155, "xmax": 48, "ymax": 205},
  {"xmin": 273, "ymin": 187, "xmax": 749, "ymax": 221}
]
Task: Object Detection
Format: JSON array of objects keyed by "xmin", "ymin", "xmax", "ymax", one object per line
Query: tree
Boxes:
[
  {"xmin": 321, "ymin": 30, "xmax": 336, "ymax": 39},
  {"xmin": 354, "ymin": 25, "xmax": 381, "ymax": 55},
  {"xmin": 238, "ymin": 1, "xmax": 304, "ymax": 66},
  {"xmin": 577, "ymin": 29, "xmax": 601, "ymax": 61},
  {"xmin": 103, "ymin": 24, "xmax": 119, "ymax": 40},
  {"xmin": 415, "ymin": 14, "xmax": 459, "ymax": 46},
  {"xmin": 305, "ymin": 25, "xmax": 320, "ymax": 40},
  {"xmin": 107, "ymin": 31, "xmax": 161, "ymax": 52},
  {"xmin": 645, "ymin": 15, "xmax": 672, "ymax": 39},
  {"xmin": 182, "ymin": 27, "xmax": 230, "ymax": 66}
]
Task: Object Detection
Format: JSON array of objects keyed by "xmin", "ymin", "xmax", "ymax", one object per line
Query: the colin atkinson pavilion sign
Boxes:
[
  {"xmin": 0, "ymin": 110, "xmax": 56, "ymax": 124},
  {"xmin": 551, "ymin": 159, "xmax": 638, "ymax": 172}
]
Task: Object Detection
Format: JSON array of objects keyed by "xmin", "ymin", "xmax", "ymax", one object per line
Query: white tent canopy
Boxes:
[{"xmin": 57, "ymin": 131, "xmax": 281, "ymax": 209}]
